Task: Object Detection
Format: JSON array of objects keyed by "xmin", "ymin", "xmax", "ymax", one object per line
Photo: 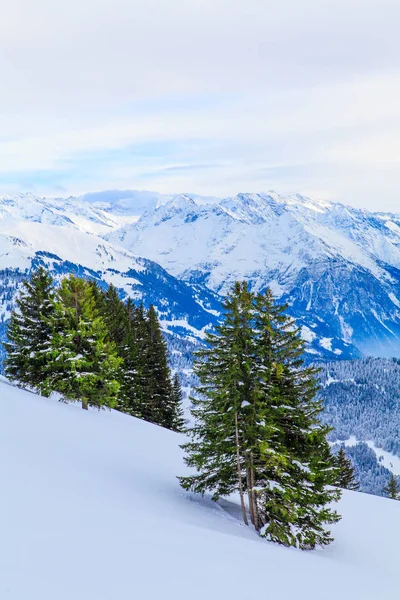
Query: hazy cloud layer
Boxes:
[{"xmin": 2, "ymin": 0, "xmax": 400, "ymax": 210}]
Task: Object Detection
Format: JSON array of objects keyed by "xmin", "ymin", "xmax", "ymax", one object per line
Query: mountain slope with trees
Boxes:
[
  {"xmin": 1, "ymin": 379, "xmax": 399, "ymax": 599},
  {"xmin": 4, "ymin": 269, "xmax": 184, "ymax": 431}
]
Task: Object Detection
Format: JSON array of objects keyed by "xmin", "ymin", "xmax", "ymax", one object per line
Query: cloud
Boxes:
[{"xmin": 1, "ymin": 0, "xmax": 400, "ymax": 209}]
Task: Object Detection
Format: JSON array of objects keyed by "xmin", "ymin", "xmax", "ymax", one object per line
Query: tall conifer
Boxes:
[
  {"xmin": 43, "ymin": 275, "xmax": 121, "ymax": 410},
  {"xmin": 252, "ymin": 289, "xmax": 341, "ymax": 548},
  {"xmin": 4, "ymin": 267, "xmax": 56, "ymax": 394},
  {"xmin": 179, "ymin": 282, "xmax": 256, "ymax": 524},
  {"xmin": 180, "ymin": 282, "xmax": 341, "ymax": 549},
  {"xmin": 144, "ymin": 305, "xmax": 175, "ymax": 428}
]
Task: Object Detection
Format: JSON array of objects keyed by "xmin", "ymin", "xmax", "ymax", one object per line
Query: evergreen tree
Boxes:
[
  {"xmin": 335, "ymin": 447, "xmax": 360, "ymax": 491},
  {"xmin": 117, "ymin": 301, "xmax": 144, "ymax": 416},
  {"xmin": 144, "ymin": 305, "xmax": 176, "ymax": 429},
  {"xmin": 92, "ymin": 283, "xmax": 136, "ymax": 413},
  {"xmin": 171, "ymin": 373, "xmax": 186, "ymax": 432},
  {"xmin": 180, "ymin": 282, "xmax": 341, "ymax": 549},
  {"xmin": 87, "ymin": 279, "xmax": 108, "ymax": 315},
  {"xmin": 43, "ymin": 275, "xmax": 121, "ymax": 410},
  {"xmin": 102, "ymin": 285, "xmax": 131, "ymax": 350},
  {"xmin": 179, "ymin": 282, "xmax": 257, "ymax": 525},
  {"xmin": 383, "ymin": 473, "xmax": 399, "ymax": 500},
  {"xmin": 256, "ymin": 289, "xmax": 341, "ymax": 548},
  {"xmin": 118, "ymin": 301, "xmax": 150, "ymax": 419},
  {"xmin": 4, "ymin": 267, "xmax": 56, "ymax": 394}
]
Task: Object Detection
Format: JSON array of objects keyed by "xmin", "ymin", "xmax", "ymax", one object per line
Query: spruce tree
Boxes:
[
  {"xmin": 171, "ymin": 373, "xmax": 186, "ymax": 432},
  {"xmin": 384, "ymin": 473, "xmax": 399, "ymax": 500},
  {"xmin": 252, "ymin": 288, "xmax": 341, "ymax": 549},
  {"xmin": 117, "ymin": 301, "xmax": 143, "ymax": 416},
  {"xmin": 180, "ymin": 282, "xmax": 341, "ymax": 549},
  {"xmin": 179, "ymin": 281, "xmax": 256, "ymax": 525},
  {"xmin": 92, "ymin": 284, "xmax": 136, "ymax": 413},
  {"xmin": 4, "ymin": 267, "xmax": 56, "ymax": 394},
  {"xmin": 144, "ymin": 305, "xmax": 176, "ymax": 428},
  {"xmin": 335, "ymin": 447, "xmax": 360, "ymax": 491},
  {"xmin": 118, "ymin": 301, "xmax": 150, "ymax": 419},
  {"xmin": 43, "ymin": 275, "xmax": 121, "ymax": 410},
  {"xmin": 101, "ymin": 285, "xmax": 131, "ymax": 350}
]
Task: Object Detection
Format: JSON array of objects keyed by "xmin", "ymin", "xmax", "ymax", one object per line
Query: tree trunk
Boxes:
[
  {"xmin": 82, "ymin": 398, "xmax": 88, "ymax": 410},
  {"xmin": 250, "ymin": 459, "xmax": 260, "ymax": 531},
  {"xmin": 246, "ymin": 460, "xmax": 255, "ymax": 526},
  {"xmin": 246, "ymin": 453, "xmax": 260, "ymax": 531},
  {"xmin": 234, "ymin": 411, "xmax": 249, "ymax": 526}
]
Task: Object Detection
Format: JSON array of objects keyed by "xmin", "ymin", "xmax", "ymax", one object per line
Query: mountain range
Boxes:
[{"xmin": 1, "ymin": 189, "xmax": 400, "ymax": 361}]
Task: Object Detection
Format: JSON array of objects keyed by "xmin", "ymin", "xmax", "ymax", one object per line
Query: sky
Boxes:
[{"xmin": 1, "ymin": 0, "xmax": 400, "ymax": 211}]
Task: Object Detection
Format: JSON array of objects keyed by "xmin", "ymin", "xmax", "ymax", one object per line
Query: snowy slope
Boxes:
[{"xmin": 1, "ymin": 380, "xmax": 398, "ymax": 599}]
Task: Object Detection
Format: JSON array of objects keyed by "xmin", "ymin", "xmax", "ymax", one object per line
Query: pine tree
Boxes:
[
  {"xmin": 102, "ymin": 285, "xmax": 131, "ymax": 350},
  {"xmin": 43, "ymin": 275, "xmax": 121, "ymax": 410},
  {"xmin": 179, "ymin": 281, "xmax": 256, "ymax": 525},
  {"xmin": 180, "ymin": 282, "xmax": 341, "ymax": 549},
  {"xmin": 117, "ymin": 301, "xmax": 144, "ymax": 416},
  {"xmin": 91, "ymin": 283, "xmax": 136, "ymax": 413},
  {"xmin": 252, "ymin": 288, "xmax": 341, "ymax": 549},
  {"xmin": 171, "ymin": 373, "xmax": 186, "ymax": 432},
  {"xmin": 335, "ymin": 447, "xmax": 360, "ymax": 491},
  {"xmin": 117, "ymin": 301, "xmax": 150, "ymax": 419},
  {"xmin": 144, "ymin": 305, "xmax": 175, "ymax": 428},
  {"xmin": 4, "ymin": 267, "xmax": 56, "ymax": 394},
  {"xmin": 383, "ymin": 473, "xmax": 399, "ymax": 500}
]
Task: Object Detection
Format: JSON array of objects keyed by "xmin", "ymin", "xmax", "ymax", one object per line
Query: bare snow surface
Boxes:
[{"xmin": 1, "ymin": 381, "xmax": 399, "ymax": 599}]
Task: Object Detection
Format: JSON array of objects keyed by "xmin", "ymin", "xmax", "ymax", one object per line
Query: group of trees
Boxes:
[
  {"xmin": 179, "ymin": 282, "xmax": 343, "ymax": 550},
  {"xmin": 318, "ymin": 358, "xmax": 400, "ymax": 497},
  {"xmin": 4, "ymin": 267, "xmax": 184, "ymax": 432},
  {"xmin": 11, "ymin": 270, "xmax": 400, "ymax": 550},
  {"xmin": 318, "ymin": 357, "xmax": 400, "ymax": 457}
]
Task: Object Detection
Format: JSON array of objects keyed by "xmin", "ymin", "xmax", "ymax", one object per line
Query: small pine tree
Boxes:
[
  {"xmin": 4, "ymin": 267, "xmax": 56, "ymax": 394},
  {"xmin": 384, "ymin": 473, "xmax": 399, "ymax": 500},
  {"xmin": 43, "ymin": 275, "xmax": 121, "ymax": 410},
  {"xmin": 144, "ymin": 305, "xmax": 175, "ymax": 428},
  {"xmin": 171, "ymin": 373, "xmax": 186, "ymax": 432},
  {"xmin": 335, "ymin": 447, "xmax": 360, "ymax": 491}
]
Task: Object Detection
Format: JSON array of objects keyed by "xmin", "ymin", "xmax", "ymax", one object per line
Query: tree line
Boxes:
[{"xmin": 4, "ymin": 267, "xmax": 184, "ymax": 432}]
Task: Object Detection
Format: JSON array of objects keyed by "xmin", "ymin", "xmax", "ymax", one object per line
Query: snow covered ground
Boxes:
[{"xmin": 1, "ymin": 381, "xmax": 399, "ymax": 599}]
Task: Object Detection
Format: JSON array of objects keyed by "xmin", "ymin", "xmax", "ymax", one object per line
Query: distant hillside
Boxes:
[{"xmin": 318, "ymin": 357, "xmax": 400, "ymax": 495}]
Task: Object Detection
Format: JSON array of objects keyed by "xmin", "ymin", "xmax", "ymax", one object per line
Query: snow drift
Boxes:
[{"xmin": 1, "ymin": 380, "xmax": 398, "ymax": 599}]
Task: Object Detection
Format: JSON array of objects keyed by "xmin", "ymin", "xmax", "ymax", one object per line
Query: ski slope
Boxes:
[{"xmin": 1, "ymin": 381, "xmax": 398, "ymax": 599}]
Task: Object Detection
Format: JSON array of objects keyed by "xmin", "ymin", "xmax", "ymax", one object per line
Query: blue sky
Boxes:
[{"xmin": 1, "ymin": 0, "xmax": 400, "ymax": 210}]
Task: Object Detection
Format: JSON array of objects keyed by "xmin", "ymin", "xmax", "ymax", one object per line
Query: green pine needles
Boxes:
[
  {"xmin": 4, "ymin": 268, "xmax": 184, "ymax": 431},
  {"xmin": 383, "ymin": 473, "xmax": 400, "ymax": 500},
  {"xmin": 335, "ymin": 447, "xmax": 360, "ymax": 491},
  {"xmin": 179, "ymin": 281, "xmax": 342, "ymax": 550}
]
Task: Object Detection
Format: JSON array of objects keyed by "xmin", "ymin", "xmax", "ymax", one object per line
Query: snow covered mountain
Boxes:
[
  {"xmin": 0, "ymin": 193, "xmax": 221, "ymax": 353},
  {"xmin": 1, "ymin": 379, "xmax": 398, "ymax": 599},
  {"xmin": 2, "ymin": 189, "xmax": 400, "ymax": 360},
  {"xmin": 106, "ymin": 191, "xmax": 400, "ymax": 358}
]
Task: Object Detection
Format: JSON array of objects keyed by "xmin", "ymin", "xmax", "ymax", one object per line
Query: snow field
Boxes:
[{"xmin": 1, "ymin": 381, "xmax": 399, "ymax": 599}]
